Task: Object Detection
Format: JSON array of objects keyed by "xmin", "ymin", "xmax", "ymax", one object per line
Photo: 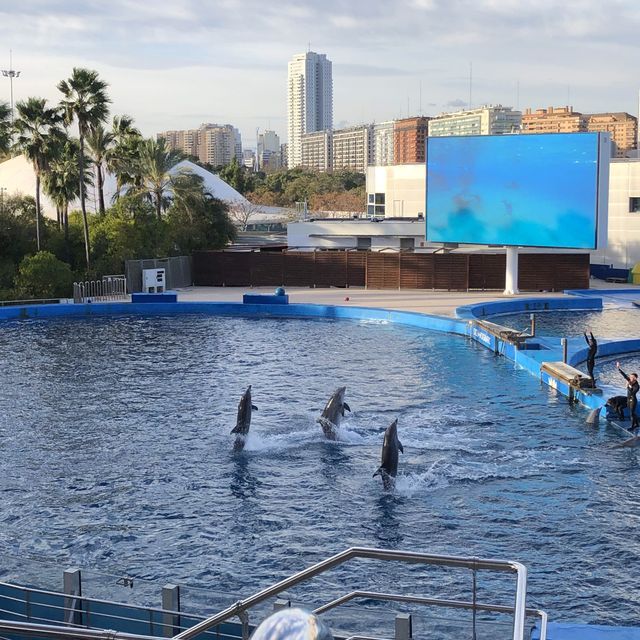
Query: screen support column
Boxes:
[{"xmin": 504, "ymin": 246, "xmax": 519, "ymax": 295}]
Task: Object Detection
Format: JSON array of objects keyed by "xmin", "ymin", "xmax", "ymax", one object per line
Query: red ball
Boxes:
[{"xmin": 344, "ymin": 296, "xmax": 350, "ymax": 301}]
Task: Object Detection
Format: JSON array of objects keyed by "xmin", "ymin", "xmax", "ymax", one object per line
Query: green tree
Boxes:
[
  {"xmin": 108, "ymin": 115, "xmax": 142, "ymax": 197},
  {"xmin": 14, "ymin": 251, "xmax": 75, "ymax": 299},
  {"xmin": 128, "ymin": 137, "xmax": 186, "ymax": 219},
  {"xmin": 85, "ymin": 124, "xmax": 114, "ymax": 215},
  {"xmin": 218, "ymin": 156, "xmax": 246, "ymax": 193},
  {"xmin": 58, "ymin": 67, "xmax": 111, "ymax": 268},
  {"xmin": 13, "ymin": 97, "xmax": 64, "ymax": 251},
  {"xmin": 0, "ymin": 101, "xmax": 11, "ymax": 158}
]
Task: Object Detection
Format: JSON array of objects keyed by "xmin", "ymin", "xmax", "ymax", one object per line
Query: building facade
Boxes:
[
  {"xmin": 428, "ymin": 105, "xmax": 521, "ymax": 137},
  {"xmin": 371, "ymin": 121, "xmax": 395, "ymax": 166},
  {"xmin": 587, "ymin": 113, "xmax": 637, "ymax": 158},
  {"xmin": 394, "ymin": 117, "xmax": 430, "ymax": 164},
  {"xmin": 257, "ymin": 130, "xmax": 281, "ymax": 170},
  {"xmin": 521, "ymin": 106, "xmax": 587, "ymax": 134},
  {"xmin": 287, "ymin": 51, "xmax": 333, "ymax": 169},
  {"xmin": 158, "ymin": 123, "xmax": 242, "ymax": 167},
  {"xmin": 301, "ymin": 130, "xmax": 332, "ymax": 172},
  {"xmin": 332, "ymin": 125, "xmax": 372, "ymax": 173}
]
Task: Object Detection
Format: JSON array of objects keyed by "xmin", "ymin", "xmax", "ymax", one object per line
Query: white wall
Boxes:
[
  {"xmin": 591, "ymin": 158, "xmax": 640, "ymax": 268},
  {"xmin": 287, "ymin": 219, "xmax": 429, "ymax": 251},
  {"xmin": 366, "ymin": 164, "xmax": 426, "ymax": 217}
]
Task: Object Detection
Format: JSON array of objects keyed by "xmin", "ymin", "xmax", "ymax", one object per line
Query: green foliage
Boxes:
[
  {"xmin": 0, "ymin": 101, "xmax": 10, "ymax": 156},
  {"xmin": 14, "ymin": 251, "xmax": 75, "ymax": 299}
]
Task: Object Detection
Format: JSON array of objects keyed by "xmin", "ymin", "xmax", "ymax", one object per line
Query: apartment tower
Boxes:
[{"xmin": 287, "ymin": 51, "xmax": 333, "ymax": 168}]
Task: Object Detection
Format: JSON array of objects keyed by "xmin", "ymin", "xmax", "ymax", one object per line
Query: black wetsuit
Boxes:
[
  {"xmin": 585, "ymin": 332, "xmax": 597, "ymax": 382},
  {"xmin": 618, "ymin": 368, "xmax": 639, "ymax": 430}
]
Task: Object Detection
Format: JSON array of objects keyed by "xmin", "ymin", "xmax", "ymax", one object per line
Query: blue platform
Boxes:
[
  {"xmin": 131, "ymin": 292, "xmax": 177, "ymax": 303},
  {"xmin": 243, "ymin": 294, "xmax": 289, "ymax": 304},
  {"xmin": 533, "ymin": 622, "xmax": 640, "ymax": 640}
]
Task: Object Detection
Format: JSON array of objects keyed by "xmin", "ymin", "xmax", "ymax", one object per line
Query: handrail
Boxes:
[
  {"xmin": 312, "ymin": 589, "xmax": 547, "ymax": 640},
  {"xmin": 0, "ymin": 619, "xmax": 161, "ymax": 640},
  {"xmin": 172, "ymin": 547, "xmax": 528, "ymax": 640}
]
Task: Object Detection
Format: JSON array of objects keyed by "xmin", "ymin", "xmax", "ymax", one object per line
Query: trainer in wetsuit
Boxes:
[
  {"xmin": 584, "ymin": 331, "xmax": 598, "ymax": 386},
  {"xmin": 616, "ymin": 362, "xmax": 639, "ymax": 431}
]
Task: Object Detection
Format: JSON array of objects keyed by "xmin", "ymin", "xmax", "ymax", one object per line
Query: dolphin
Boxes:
[
  {"xmin": 231, "ymin": 385, "xmax": 257, "ymax": 451},
  {"xmin": 317, "ymin": 386, "xmax": 351, "ymax": 440},
  {"xmin": 373, "ymin": 419, "xmax": 404, "ymax": 490}
]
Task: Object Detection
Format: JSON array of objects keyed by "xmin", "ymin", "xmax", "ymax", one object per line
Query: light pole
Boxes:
[{"xmin": 1, "ymin": 49, "xmax": 21, "ymax": 124}]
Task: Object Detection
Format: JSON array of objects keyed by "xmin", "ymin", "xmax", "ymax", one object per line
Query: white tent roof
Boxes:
[{"xmin": 0, "ymin": 156, "xmax": 250, "ymax": 219}]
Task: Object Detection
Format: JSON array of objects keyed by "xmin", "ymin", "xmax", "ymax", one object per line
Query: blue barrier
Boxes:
[
  {"xmin": 456, "ymin": 296, "xmax": 602, "ymax": 320},
  {"xmin": 243, "ymin": 294, "xmax": 289, "ymax": 304},
  {"xmin": 131, "ymin": 292, "xmax": 178, "ymax": 303}
]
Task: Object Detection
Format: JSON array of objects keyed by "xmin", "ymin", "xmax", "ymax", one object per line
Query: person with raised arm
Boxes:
[{"xmin": 616, "ymin": 362, "xmax": 639, "ymax": 431}]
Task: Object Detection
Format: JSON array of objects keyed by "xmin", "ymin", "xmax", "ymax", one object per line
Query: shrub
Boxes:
[{"xmin": 14, "ymin": 251, "xmax": 75, "ymax": 299}]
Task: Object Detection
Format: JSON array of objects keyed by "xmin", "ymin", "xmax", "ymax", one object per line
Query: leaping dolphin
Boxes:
[
  {"xmin": 373, "ymin": 419, "xmax": 403, "ymax": 490},
  {"xmin": 231, "ymin": 385, "xmax": 257, "ymax": 451},
  {"xmin": 317, "ymin": 386, "xmax": 351, "ymax": 440}
]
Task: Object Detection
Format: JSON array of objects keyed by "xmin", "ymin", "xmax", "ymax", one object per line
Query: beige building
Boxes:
[
  {"xmin": 587, "ymin": 113, "xmax": 637, "ymax": 158},
  {"xmin": 428, "ymin": 106, "xmax": 521, "ymax": 137},
  {"xmin": 366, "ymin": 164, "xmax": 425, "ymax": 218},
  {"xmin": 301, "ymin": 130, "xmax": 332, "ymax": 172},
  {"xmin": 332, "ymin": 125, "xmax": 372, "ymax": 173},
  {"xmin": 372, "ymin": 121, "xmax": 395, "ymax": 166},
  {"xmin": 158, "ymin": 123, "xmax": 241, "ymax": 167},
  {"xmin": 522, "ymin": 106, "xmax": 587, "ymax": 133}
]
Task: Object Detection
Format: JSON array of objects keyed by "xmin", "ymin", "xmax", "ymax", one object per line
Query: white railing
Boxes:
[{"xmin": 73, "ymin": 275, "xmax": 127, "ymax": 303}]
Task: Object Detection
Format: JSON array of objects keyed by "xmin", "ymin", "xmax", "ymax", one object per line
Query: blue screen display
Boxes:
[{"xmin": 426, "ymin": 133, "xmax": 600, "ymax": 249}]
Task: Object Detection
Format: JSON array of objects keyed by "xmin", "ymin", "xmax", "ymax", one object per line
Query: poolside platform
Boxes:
[{"xmin": 533, "ymin": 622, "xmax": 640, "ymax": 639}]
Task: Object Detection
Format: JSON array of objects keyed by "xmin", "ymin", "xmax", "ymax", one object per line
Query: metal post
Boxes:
[
  {"xmin": 530, "ymin": 313, "xmax": 536, "ymax": 337},
  {"xmin": 63, "ymin": 568, "xmax": 82, "ymax": 626},
  {"xmin": 161, "ymin": 584, "xmax": 180, "ymax": 637},
  {"xmin": 561, "ymin": 338, "xmax": 568, "ymax": 364},
  {"xmin": 395, "ymin": 613, "xmax": 412, "ymax": 640},
  {"xmin": 273, "ymin": 599, "xmax": 291, "ymax": 612}
]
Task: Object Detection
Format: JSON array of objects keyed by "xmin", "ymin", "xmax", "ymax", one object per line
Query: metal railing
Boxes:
[
  {"xmin": 173, "ymin": 547, "xmax": 532, "ymax": 640},
  {"xmin": 73, "ymin": 276, "xmax": 127, "ymax": 303}
]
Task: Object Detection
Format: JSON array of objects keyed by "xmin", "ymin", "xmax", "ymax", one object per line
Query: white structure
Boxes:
[
  {"xmin": 287, "ymin": 51, "xmax": 333, "ymax": 168},
  {"xmin": 428, "ymin": 105, "xmax": 521, "ymax": 137},
  {"xmin": 366, "ymin": 164, "xmax": 425, "ymax": 217},
  {"xmin": 257, "ymin": 130, "xmax": 281, "ymax": 170},
  {"xmin": 592, "ymin": 158, "xmax": 640, "ymax": 268}
]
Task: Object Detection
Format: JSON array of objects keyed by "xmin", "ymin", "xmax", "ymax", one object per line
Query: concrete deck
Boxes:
[{"xmin": 174, "ymin": 286, "xmax": 572, "ymax": 317}]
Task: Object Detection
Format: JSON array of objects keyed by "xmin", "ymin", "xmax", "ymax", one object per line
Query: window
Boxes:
[
  {"xmin": 400, "ymin": 237, "xmax": 415, "ymax": 251},
  {"xmin": 357, "ymin": 237, "xmax": 372, "ymax": 250},
  {"xmin": 630, "ymin": 197, "xmax": 640, "ymax": 213}
]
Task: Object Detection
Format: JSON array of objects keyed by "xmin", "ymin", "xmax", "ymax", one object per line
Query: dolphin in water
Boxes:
[
  {"xmin": 317, "ymin": 386, "xmax": 351, "ymax": 440},
  {"xmin": 231, "ymin": 385, "xmax": 257, "ymax": 451},
  {"xmin": 373, "ymin": 419, "xmax": 403, "ymax": 490}
]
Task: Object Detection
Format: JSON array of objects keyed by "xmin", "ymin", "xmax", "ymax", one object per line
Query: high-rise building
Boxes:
[
  {"xmin": 332, "ymin": 125, "xmax": 372, "ymax": 173},
  {"xmin": 301, "ymin": 130, "xmax": 332, "ymax": 172},
  {"xmin": 521, "ymin": 106, "xmax": 586, "ymax": 133},
  {"xmin": 287, "ymin": 51, "xmax": 333, "ymax": 169},
  {"xmin": 394, "ymin": 117, "xmax": 430, "ymax": 164},
  {"xmin": 428, "ymin": 106, "xmax": 521, "ymax": 138},
  {"xmin": 157, "ymin": 129, "xmax": 198, "ymax": 157},
  {"xmin": 257, "ymin": 130, "xmax": 281, "ymax": 170},
  {"xmin": 371, "ymin": 121, "xmax": 395, "ymax": 166},
  {"xmin": 587, "ymin": 113, "xmax": 637, "ymax": 157}
]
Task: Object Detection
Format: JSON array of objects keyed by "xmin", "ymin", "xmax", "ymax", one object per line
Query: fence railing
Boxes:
[{"xmin": 73, "ymin": 276, "xmax": 127, "ymax": 303}]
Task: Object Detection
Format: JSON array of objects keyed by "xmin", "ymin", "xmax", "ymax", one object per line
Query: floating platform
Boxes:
[
  {"xmin": 540, "ymin": 361, "xmax": 602, "ymax": 393},
  {"xmin": 533, "ymin": 622, "xmax": 640, "ymax": 639}
]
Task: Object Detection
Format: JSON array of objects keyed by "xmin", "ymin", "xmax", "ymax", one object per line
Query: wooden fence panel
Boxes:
[
  {"xmin": 519, "ymin": 253, "xmax": 589, "ymax": 291},
  {"xmin": 433, "ymin": 254, "xmax": 469, "ymax": 290},
  {"xmin": 366, "ymin": 253, "xmax": 400, "ymax": 289},
  {"xmin": 468, "ymin": 254, "xmax": 506, "ymax": 290},
  {"xmin": 399, "ymin": 254, "xmax": 434, "ymax": 289}
]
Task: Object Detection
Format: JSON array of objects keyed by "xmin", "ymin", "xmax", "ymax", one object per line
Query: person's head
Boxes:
[
  {"xmin": 251, "ymin": 608, "xmax": 333, "ymax": 640},
  {"xmin": 631, "ymin": 373, "xmax": 638, "ymax": 382}
]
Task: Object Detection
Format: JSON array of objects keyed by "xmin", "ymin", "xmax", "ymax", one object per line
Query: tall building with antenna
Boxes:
[{"xmin": 287, "ymin": 51, "xmax": 333, "ymax": 169}]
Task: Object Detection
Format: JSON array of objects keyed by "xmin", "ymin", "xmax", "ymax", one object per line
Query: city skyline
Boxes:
[{"xmin": 2, "ymin": 0, "xmax": 640, "ymax": 148}]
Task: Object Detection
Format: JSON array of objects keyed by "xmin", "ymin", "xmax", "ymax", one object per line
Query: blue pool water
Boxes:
[{"xmin": 1, "ymin": 315, "xmax": 640, "ymax": 631}]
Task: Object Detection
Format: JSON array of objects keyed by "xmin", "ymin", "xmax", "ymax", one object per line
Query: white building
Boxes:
[
  {"xmin": 257, "ymin": 130, "xmax": 281, "ymax": 170},
  {"xmin": 428, "ymin": 105, "xmax": 521, "ymax": 137},
  {"xmin": 371, "ymin": 121, "xmax": 395, "ymax": 166},
  {"xmin": 287, "ymin": 51, "xmax": 333, "ymax": 169}
]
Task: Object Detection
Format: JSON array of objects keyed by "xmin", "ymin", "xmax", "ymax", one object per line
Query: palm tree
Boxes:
[
  {"xmin": 0, "ymin": 101, "xmax": 11, "ymax": 158},
  {"xmin": 13, "ymin": 98, "xmax": 64, "ymax": 250},
  {"xmin": 108, "ymin": 115, "xmax": 142, "ymax": 198},
  {"xmin": 86, "ymin": 125, "xmax": 113, "ymax": 215},
  {"xmin": 129, "ymin": 137, "xmax": 187, "ymax": 219},
  {"xmin": 58, "ymin": 68, "xmax": 111, "ymax": 268}
]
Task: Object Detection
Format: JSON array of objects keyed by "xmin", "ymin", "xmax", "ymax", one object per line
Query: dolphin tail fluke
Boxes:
[{"xmin": 252, "ymin": 404, "xmax": 258, "ymax": 410}]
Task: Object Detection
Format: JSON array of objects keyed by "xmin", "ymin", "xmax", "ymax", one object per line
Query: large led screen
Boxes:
[{"xmin": 426, "ymin": 132, "xmax": 607, "ymax": 249}]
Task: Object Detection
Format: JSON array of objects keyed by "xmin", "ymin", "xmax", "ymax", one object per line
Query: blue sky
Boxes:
[{"xmin": 1, "ymin": 0, "xmax": 639, "ymax": 148}]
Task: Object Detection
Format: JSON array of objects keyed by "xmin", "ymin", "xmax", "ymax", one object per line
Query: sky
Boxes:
[{"xmin": 1, "ymin": 0, "xmax": 639, "ymax": 149}]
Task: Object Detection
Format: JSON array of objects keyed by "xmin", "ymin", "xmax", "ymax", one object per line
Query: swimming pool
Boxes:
[{"xmin": 1, "ymin": 314, "xmax": 639, "ymax": 632}]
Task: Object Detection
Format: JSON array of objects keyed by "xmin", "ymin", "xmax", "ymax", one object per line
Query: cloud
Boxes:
[{"xmin": 446, "ymin": 99, "xmax": 468, "ymax": 108}]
